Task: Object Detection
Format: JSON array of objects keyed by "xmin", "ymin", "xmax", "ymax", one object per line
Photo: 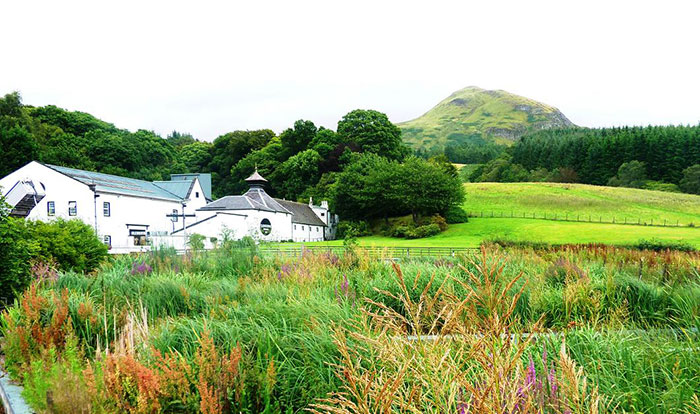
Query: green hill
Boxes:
[{"xmin": 399, "ymin": 86, "xmax": 574, "ymax": 153}]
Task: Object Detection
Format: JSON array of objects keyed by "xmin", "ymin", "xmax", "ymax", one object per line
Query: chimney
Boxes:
[
  {"xmin": 309, "ymin": 196, "xmax": 313, "ymax": 206},
  {"xmin": 321, "ymin": 200, "xmax": 328, "ymax": 209}
]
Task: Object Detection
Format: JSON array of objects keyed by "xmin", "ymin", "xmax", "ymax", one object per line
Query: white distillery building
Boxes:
[{"xmin": 0, "ymin": 162, "xmax": 337, "ymax": 253}]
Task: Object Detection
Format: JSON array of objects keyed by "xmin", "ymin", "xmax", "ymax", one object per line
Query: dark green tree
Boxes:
[
  {"xmin": 608, "ymin": 160, "xmax": 647, "ymax": 188},
  {"xmin": 208, "ymin": 129, "xmax": 275, "ymax": 197},
  {"xmin": 280, "ymin": 120, "xmax": 317, "ymax": 159},
  {"xmin": 679, "ymin": 164, "xmax": 700, "ymax": 194},
  {"xmin": 337, "ymin": 109, "xmax": 410, "ymax": 161},
  {"xmin": 273, "ymin": 149, "xmax": 323, "ymax": 200}
]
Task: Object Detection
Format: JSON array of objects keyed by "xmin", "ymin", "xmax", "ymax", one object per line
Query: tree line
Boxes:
[
  {"xmin": 0, "ymin": 92, "xmax": 464, "ymax": 223},
  {"xmin": 464, "ymin": 125, "xmax": 700, "ymax": 194}
]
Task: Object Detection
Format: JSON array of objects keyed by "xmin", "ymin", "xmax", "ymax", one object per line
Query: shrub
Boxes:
[
  {"xmin": 0, "ymin": 216, "xmax": 38, "ymax": 307},
  {"xmin": 643, "ymin": 181, "xmax": 680, "ymax": 193},
  {"xmin": 429, "ymin": 214, "xmax": 448, "ymax": 231},
  {"xmin": 445, "ymin": 205, "xmax": 469, "ymax": 224},
  {"xmin": 634, "ymin": 238, "xmax": 696, "ymax": 252},
  {"xmin": 187, "ymin": 233, "xmax": 206, "ymax": 250},
  {"xmin": 26, "ymin": 219, "xmax": 108, "ymax": 273},
  {"xmin": 336, "ymin": 220, "xmax": 371, "ymax": 239},
  {"xmin": 405, "ymin": 223, "xmax": 441, "ymax": 239}
]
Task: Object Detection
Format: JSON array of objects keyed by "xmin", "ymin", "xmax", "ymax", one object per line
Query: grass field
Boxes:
[
  {"xmin": 308, "ymin": 183, "xmax": 700, "ymax": 248},
  {"xmin": 462, "ymin": 182, "xmax": 700, "ymax": 225},
  {"xmin": 313, "ymin": 218, "xmax": 700, "ymax": 247}
]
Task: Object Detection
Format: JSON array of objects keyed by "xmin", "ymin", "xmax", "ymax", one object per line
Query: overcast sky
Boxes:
[{"xmin": 2, "ymin": 0, "xmax": 699, "ymax": 141}]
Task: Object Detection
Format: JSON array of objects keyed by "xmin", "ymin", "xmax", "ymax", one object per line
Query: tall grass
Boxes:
[{"xmin": 0, "ymin": 244, "xmax": 698, "ymax": 412}]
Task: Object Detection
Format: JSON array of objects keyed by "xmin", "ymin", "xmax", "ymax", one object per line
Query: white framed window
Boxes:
[
  {"xmin": 103, "ymin": 235, "xmax": 111, "ymax": 247},
  {"xmin": 103, "ymin": 201, "xmax": 110, "ymax": 217},
  {"xmin": 294, "ymin": 224, "xmax": 297, "ymax": 230},
  {"xmin": 68, "ymin": 201, "xmax": 77, "ymax": 216},
  {"xmin": 171, "ymin": 209, "xmax": 178, "ymax": 222},
  {"xmin": 47, "ymin": 201, "xmax": 55, "ymax": 216},
  {"xmin": 302, "ymin": 225, "xmax": 305, "ymax": 231}
]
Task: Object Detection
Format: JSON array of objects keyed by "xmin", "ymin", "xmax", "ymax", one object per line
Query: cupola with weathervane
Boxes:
[{"xmin": 245, "ymin": 168, "xmax": 268, "ymax": 189}]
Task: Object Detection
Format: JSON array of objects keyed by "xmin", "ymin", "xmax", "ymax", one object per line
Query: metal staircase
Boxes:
[{"xmin": 3, "ymin": 179, "xmax": 46, "ymax": 217}]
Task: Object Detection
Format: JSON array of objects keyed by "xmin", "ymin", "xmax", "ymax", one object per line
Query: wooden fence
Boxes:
[
  {"xmin": 259, "ymin": 245, "xmax": 479, "ymax": 259},
  {"xmin": 467, "ymin": 211, "xmax": 698, "ymax": 228}
]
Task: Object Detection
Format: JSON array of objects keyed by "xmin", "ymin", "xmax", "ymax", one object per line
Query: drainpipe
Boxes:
[{"xmin": 89, "ymin": 183, "xmax": 99, "ymax": 234}]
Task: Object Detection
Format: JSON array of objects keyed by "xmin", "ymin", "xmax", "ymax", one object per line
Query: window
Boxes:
[
  {"xmin": 302, "ymin": 225, "xmax": 305, "ymax": 231},
  {"xmin": 129, "ymin": 229, "xmax": 148, "ymax": 246},
  {"xmin": 47, "ymin": 201, "xmax": 55, "ymax": 216},
  {"xmin": 195, "ymin": 192, "xmax": 199, "ymax": 198},
  {"xmin": 103, "ymin": 235, "xmax": 111, "ymax": 247},
  {"xmin": 68, "ymin": 201, "xmax": 77, "ymax": 216},
  {"xmin": 171, "ymin": 209, "xmax": 178, "ymax": 222},
  {"xmin": 294, "ymin": 224, "xmax": 297, "ymax": 230},
  {"xmin": 260, "ymin": 218, "xmax": 272, "ymax": 235},
  {"xmin": 321, "ymin": 212, "xmax": 325, "ymax": 216},
  {"xmin": 103, "ymin": 202, "xmax": 110, "ymax": 217}
]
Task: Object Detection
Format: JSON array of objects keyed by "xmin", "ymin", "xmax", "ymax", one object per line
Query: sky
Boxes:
[{"xmin": 2, "ymin": 0, "xmax": 699, "ymax": 141}]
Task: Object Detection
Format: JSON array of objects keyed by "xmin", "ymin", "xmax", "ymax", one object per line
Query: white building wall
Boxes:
[
  {"xmin": 0, "ymin": 161, "xmax": 191, "ymax": 254},
  {"xmin": 96, "ymin": 192, "xmax": 184, "ymax": 254},
  {"xmin": 0, "ymin": 161, "xmax": 95, "ymax": 226},
  {"xmin": 291, "ymin": 223, "xmax": 324, "ymax": 242},
  {"xmin": 243, "ymin": 210, "xmax": 293, "ymax": 242}
]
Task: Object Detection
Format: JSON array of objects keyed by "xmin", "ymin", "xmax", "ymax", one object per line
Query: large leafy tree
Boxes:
[
  {"xmin": 0, "ymin": 92, "xmax": 39, "ymax": 176},
  {"xmin": 607, "ymin": 160, "xmax": 647, "ymax": 188},
  {"xmin": 273, "ymin": 149, "xmax": 323, "ymax": 200},
  {"xmin": 208, "ymin": 129, "xmax": 275, "ymax": 197},
  {"xmin": 230, "ymin": 137, "xmax": 285, "ymax": 195},
  {"xmin": 400, "ymin": 156, "xmax": 465, "ymax": 222},
  {"xmin": 280, "ymin": 120, "xmax": 317, "ymax": 159},
  {"xmin": 180, "ymin": 141, "xmax": 212, "ymax": 173},
  {"xmin": 332, "ymin": 154, "xmax": 464, "ymax": 222},
  {"xmin": 337, "ymin": 109, "xmax": 410, "ymax": 161}
]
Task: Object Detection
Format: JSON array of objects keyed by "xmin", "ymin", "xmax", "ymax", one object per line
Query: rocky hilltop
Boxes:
[{"xmin": 399, "ymin": 86, "xmax": 574, "ymax": 152}]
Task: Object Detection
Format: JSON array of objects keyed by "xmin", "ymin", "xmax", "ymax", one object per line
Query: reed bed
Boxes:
[{"xmin": 0, "ymin": 242, "xmax": 698, "ymax": 413}]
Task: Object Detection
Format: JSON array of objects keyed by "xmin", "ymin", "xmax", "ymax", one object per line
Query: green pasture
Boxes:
[
  {"xmin": 462, "ymin": 182, "xmax": 700, "ymax": 225},
  {"xmin": 311, "ymin": 218, "xmax": 700, "ymax": 247}
]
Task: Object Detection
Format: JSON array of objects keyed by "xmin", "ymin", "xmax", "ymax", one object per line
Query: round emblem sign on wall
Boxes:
[{"xmin": 260, "ymin": 218, "xmax": 272, "ymax": 235}]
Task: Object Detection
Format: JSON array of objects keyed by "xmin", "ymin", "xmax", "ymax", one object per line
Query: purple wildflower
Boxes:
[{"xmin": 525, "ymin": 358, "xmax": 537, "ymax": 388}]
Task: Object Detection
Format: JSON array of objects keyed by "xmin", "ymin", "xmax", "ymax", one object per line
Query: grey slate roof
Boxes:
[
  {"xmin": 276, "ymin": 199, "xmax": 326, "ymax": 227},
  {"xmin": 199, "ymin": 195, "xmax": 272, "ymax": 212},
  {"xmin": 46, "ymin": 164, "xmax": 184, "ymax": 201},
  {"xmin": 244, "ymin": 188, "xmax": 290, "ymax": 213}
]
